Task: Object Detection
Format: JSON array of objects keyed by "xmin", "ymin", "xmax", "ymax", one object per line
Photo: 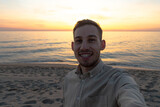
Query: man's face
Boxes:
[{"xmin": 72, "ymin": 25, "xmax": 105, "ymax": 68}]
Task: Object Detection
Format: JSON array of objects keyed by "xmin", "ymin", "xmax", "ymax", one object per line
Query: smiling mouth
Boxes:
[{"xmin": 78, "ymin": 52, "xmax": 93, "ymax": 58}]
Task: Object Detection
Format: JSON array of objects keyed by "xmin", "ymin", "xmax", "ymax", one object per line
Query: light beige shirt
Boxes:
[{"xmin": 63, "ymin": 60, "xmax": 147, "ymax": 107}]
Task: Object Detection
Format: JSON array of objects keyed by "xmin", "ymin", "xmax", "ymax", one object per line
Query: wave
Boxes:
[
  {"xmin": 0, "ymin": 47, "xmax": 68, "ymax": 55},
  {"xmin": 101, "ymin": 52, "xmax": 138, "ymax": 58},
  {"xmin": 106, "ymin": 62, "xmax": 160, "ymax": 70},
  {"xmin": 0, "ymin": 42, "xmax": 68, "ymax": 49},
  {"xmin": 0, "ymin": 40, "xmax": 28, "ymax": 43}
]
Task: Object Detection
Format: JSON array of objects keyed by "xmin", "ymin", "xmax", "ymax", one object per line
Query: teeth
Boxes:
[{"xmin": 81, "ymin": 54, "xmax": 90, "ymax": 57}]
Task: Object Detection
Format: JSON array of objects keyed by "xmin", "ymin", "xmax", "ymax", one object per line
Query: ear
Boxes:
[
  {"xmin": 100, "ymin": 40, "xmax": 106, "ymax": 50},
  {"xmin": 71, "ymin": 42, "xmax": 74, "ymax": 51}
]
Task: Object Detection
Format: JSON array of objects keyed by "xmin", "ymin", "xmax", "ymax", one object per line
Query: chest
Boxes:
[{"xmin": 65, "ymin": 77, "xmax": 119, "ymax": 107}]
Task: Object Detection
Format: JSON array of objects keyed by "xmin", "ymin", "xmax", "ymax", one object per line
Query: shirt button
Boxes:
[{"xmin": 77, "ymin": 97, "xmax": 80, "ymax": 100}]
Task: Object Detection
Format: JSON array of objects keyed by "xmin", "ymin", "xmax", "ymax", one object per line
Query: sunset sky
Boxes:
[{"xmin": 0, "ymin": 0, "xmax": 160, "ymax": 31}]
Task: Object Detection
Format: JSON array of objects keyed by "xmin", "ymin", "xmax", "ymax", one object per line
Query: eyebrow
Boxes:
[
  {"xmin": 88, "ymin": 35, "xmax": 97, "ymax": 38},
  {"xmin": 75, "ymin": 35, "xmax": 97, "ymax": 39},
  {"xmin": 74, "ymin": 36, "xmax": 81, "ymax": 39}
]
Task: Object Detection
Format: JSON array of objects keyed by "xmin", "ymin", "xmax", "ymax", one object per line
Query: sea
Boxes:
[{"xmin": 0, "ymin": 31, "xmax": 160, "ymax": 70}]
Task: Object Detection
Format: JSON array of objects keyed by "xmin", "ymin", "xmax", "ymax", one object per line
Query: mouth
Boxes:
[{"xmin": 78, "ymin": 52, "xmax": 93, "ymax": 58}]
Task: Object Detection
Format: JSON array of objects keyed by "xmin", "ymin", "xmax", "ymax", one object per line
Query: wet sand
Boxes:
[{"xmin": 0, "ymin": 64, "xmax": 159, "ymax": 107}]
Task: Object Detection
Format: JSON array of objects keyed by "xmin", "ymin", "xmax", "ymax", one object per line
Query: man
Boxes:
[{"xmin": 63, "ymin": 19, "xmax": 146, "ymax": 107}]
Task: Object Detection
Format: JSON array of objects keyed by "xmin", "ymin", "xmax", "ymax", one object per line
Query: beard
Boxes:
[
  {"xmin": 75, "ymin": 49, "xmax": 101, "ymax": 68},
  {"xmin": 78, "ymin": 55, "xmax": 100, "ymax": 68}
]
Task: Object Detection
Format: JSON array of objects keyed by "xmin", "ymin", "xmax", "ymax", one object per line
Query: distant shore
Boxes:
[{"xmin": 0, "ymin": 63, "xmax": 160, "ymax": 106}]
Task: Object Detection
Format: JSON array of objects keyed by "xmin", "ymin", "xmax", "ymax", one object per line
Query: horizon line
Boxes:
[
  {"xmin": 0, "ymin": 27, "xmax": 160, "ymax": 32},
  {"xmin": 0, "ymin": 29, "xmax": 160, "ymax": 32}
]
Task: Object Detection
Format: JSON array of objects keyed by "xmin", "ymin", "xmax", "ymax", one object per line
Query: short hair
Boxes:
[{"xmin": 73, "ymin": 19, "xmax": 103, "ymax": 40}]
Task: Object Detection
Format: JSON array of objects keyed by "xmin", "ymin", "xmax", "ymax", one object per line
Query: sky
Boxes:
[{"xmin": 0, "ymin": 0, "xmax": 160, "ymax": 31}]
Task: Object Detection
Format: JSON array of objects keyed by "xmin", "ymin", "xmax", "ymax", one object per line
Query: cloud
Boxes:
[
  {"xmin": 56, "ymin": 5, "xmax": 73, "ymax": 10},
  {"xmin": 0, "ymin": 19, "xmax": 19, "ymax": 26},
  {"xmin": 89, "ymin": 14, "xmax": 110, "ymax": 20},
  {"xmin": 100, "ymin": 7, "xmax": 109, "ymax": 12},
  {"xmin": 0, "ymin": 27, "xmax": 30, "ymax": 31}
]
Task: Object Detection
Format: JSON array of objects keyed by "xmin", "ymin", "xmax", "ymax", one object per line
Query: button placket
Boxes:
[{"xmin": 77, "ymin": 79, "xmax": 86, "ymax": 107}]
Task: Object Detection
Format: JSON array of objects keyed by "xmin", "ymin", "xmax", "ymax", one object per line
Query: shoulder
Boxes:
[
  {"xmin": 103, "ymin": 65, "xmax": 126, "ymax": 78},
  {"xmin": 109, "ymin": 67, "xmax": 138, "ymax": 89},
  {"xmin": 64, "ymin": 68, "xmax": 80, "ymax": 89},
  {"xmin": 103, "ymin": 64, "xmax": 125, "ymax": 73},
  {"xmin": 64, "ymin": 69, "xmax": 78, "ymax": 80},
  {"xmin": 103, "ymin": 65, "xmax": 137, "ymax": 85}
]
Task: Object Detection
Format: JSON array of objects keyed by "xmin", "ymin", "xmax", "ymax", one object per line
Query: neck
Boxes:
[{"xmin": 80, "ymin": 59, "xmax": 101, "ymax": 74}]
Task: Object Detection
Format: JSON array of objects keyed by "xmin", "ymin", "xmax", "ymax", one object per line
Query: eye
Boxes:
[
  {"xmin": 75, "ymin": 39, "xmax": 82, "ymax": 43},
  {"xmin": 88, "ymin": 39, "xmax": 96, "ymax": 42}
]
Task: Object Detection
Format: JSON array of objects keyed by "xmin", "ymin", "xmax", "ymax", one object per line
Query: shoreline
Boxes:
[{"xmin": 0, "ymin": 62, "xmax": 159, "ymax": 71}]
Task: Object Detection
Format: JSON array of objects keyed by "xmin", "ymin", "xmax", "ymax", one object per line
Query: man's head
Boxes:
[
  {"xmin": 72, "ymin": 19, "xmax": 106, "ymax": 68},
  {"xmin": 73, "ymin": 19, "xmax": 102, "ymax": 40}
]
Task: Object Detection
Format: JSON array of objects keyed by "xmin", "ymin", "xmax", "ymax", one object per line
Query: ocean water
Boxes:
[{"xmin": 0, "ymin": 31, "xmax": 160, "ymax": 70}]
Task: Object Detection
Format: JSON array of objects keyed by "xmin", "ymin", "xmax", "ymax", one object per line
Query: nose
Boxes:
[{"xmin": 80, "ymin": 41, "xmax": 89, "ymax": 50}]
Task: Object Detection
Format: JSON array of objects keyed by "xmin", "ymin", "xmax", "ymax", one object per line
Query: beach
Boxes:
[{"xmin": 0, "ymin": 64, "xmax": 160, "ymax": 107}]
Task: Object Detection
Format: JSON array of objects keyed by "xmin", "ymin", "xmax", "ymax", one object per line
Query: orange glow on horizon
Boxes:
[{"xmin": 0, "ymin": 0, "xmax": 160, "ymax": 31}]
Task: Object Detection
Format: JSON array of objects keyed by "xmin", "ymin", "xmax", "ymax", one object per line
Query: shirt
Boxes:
[{"xmin": 63, "ymin": 60, "xmax": 147, "ymax": 107}]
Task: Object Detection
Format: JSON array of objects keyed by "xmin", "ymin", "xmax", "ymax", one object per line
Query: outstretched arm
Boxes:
[{"xmin": 116, "ymin": 75, "xmax": 147, "ymax": 107}]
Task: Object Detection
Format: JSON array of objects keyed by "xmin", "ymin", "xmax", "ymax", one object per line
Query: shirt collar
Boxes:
[{"xmin": 75, "ymin": 60, "xmax": 104, "ymax": 79}]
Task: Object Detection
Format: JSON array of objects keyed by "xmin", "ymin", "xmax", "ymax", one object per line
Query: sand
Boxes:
[{"xmin": 0, "ymin": 63, "xmax": 160, "ymax": 107}]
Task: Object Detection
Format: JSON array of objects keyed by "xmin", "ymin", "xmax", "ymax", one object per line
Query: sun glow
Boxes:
[{"xmin": 0, "ymin": 0, "xmax": 160, "ymax": 31}]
